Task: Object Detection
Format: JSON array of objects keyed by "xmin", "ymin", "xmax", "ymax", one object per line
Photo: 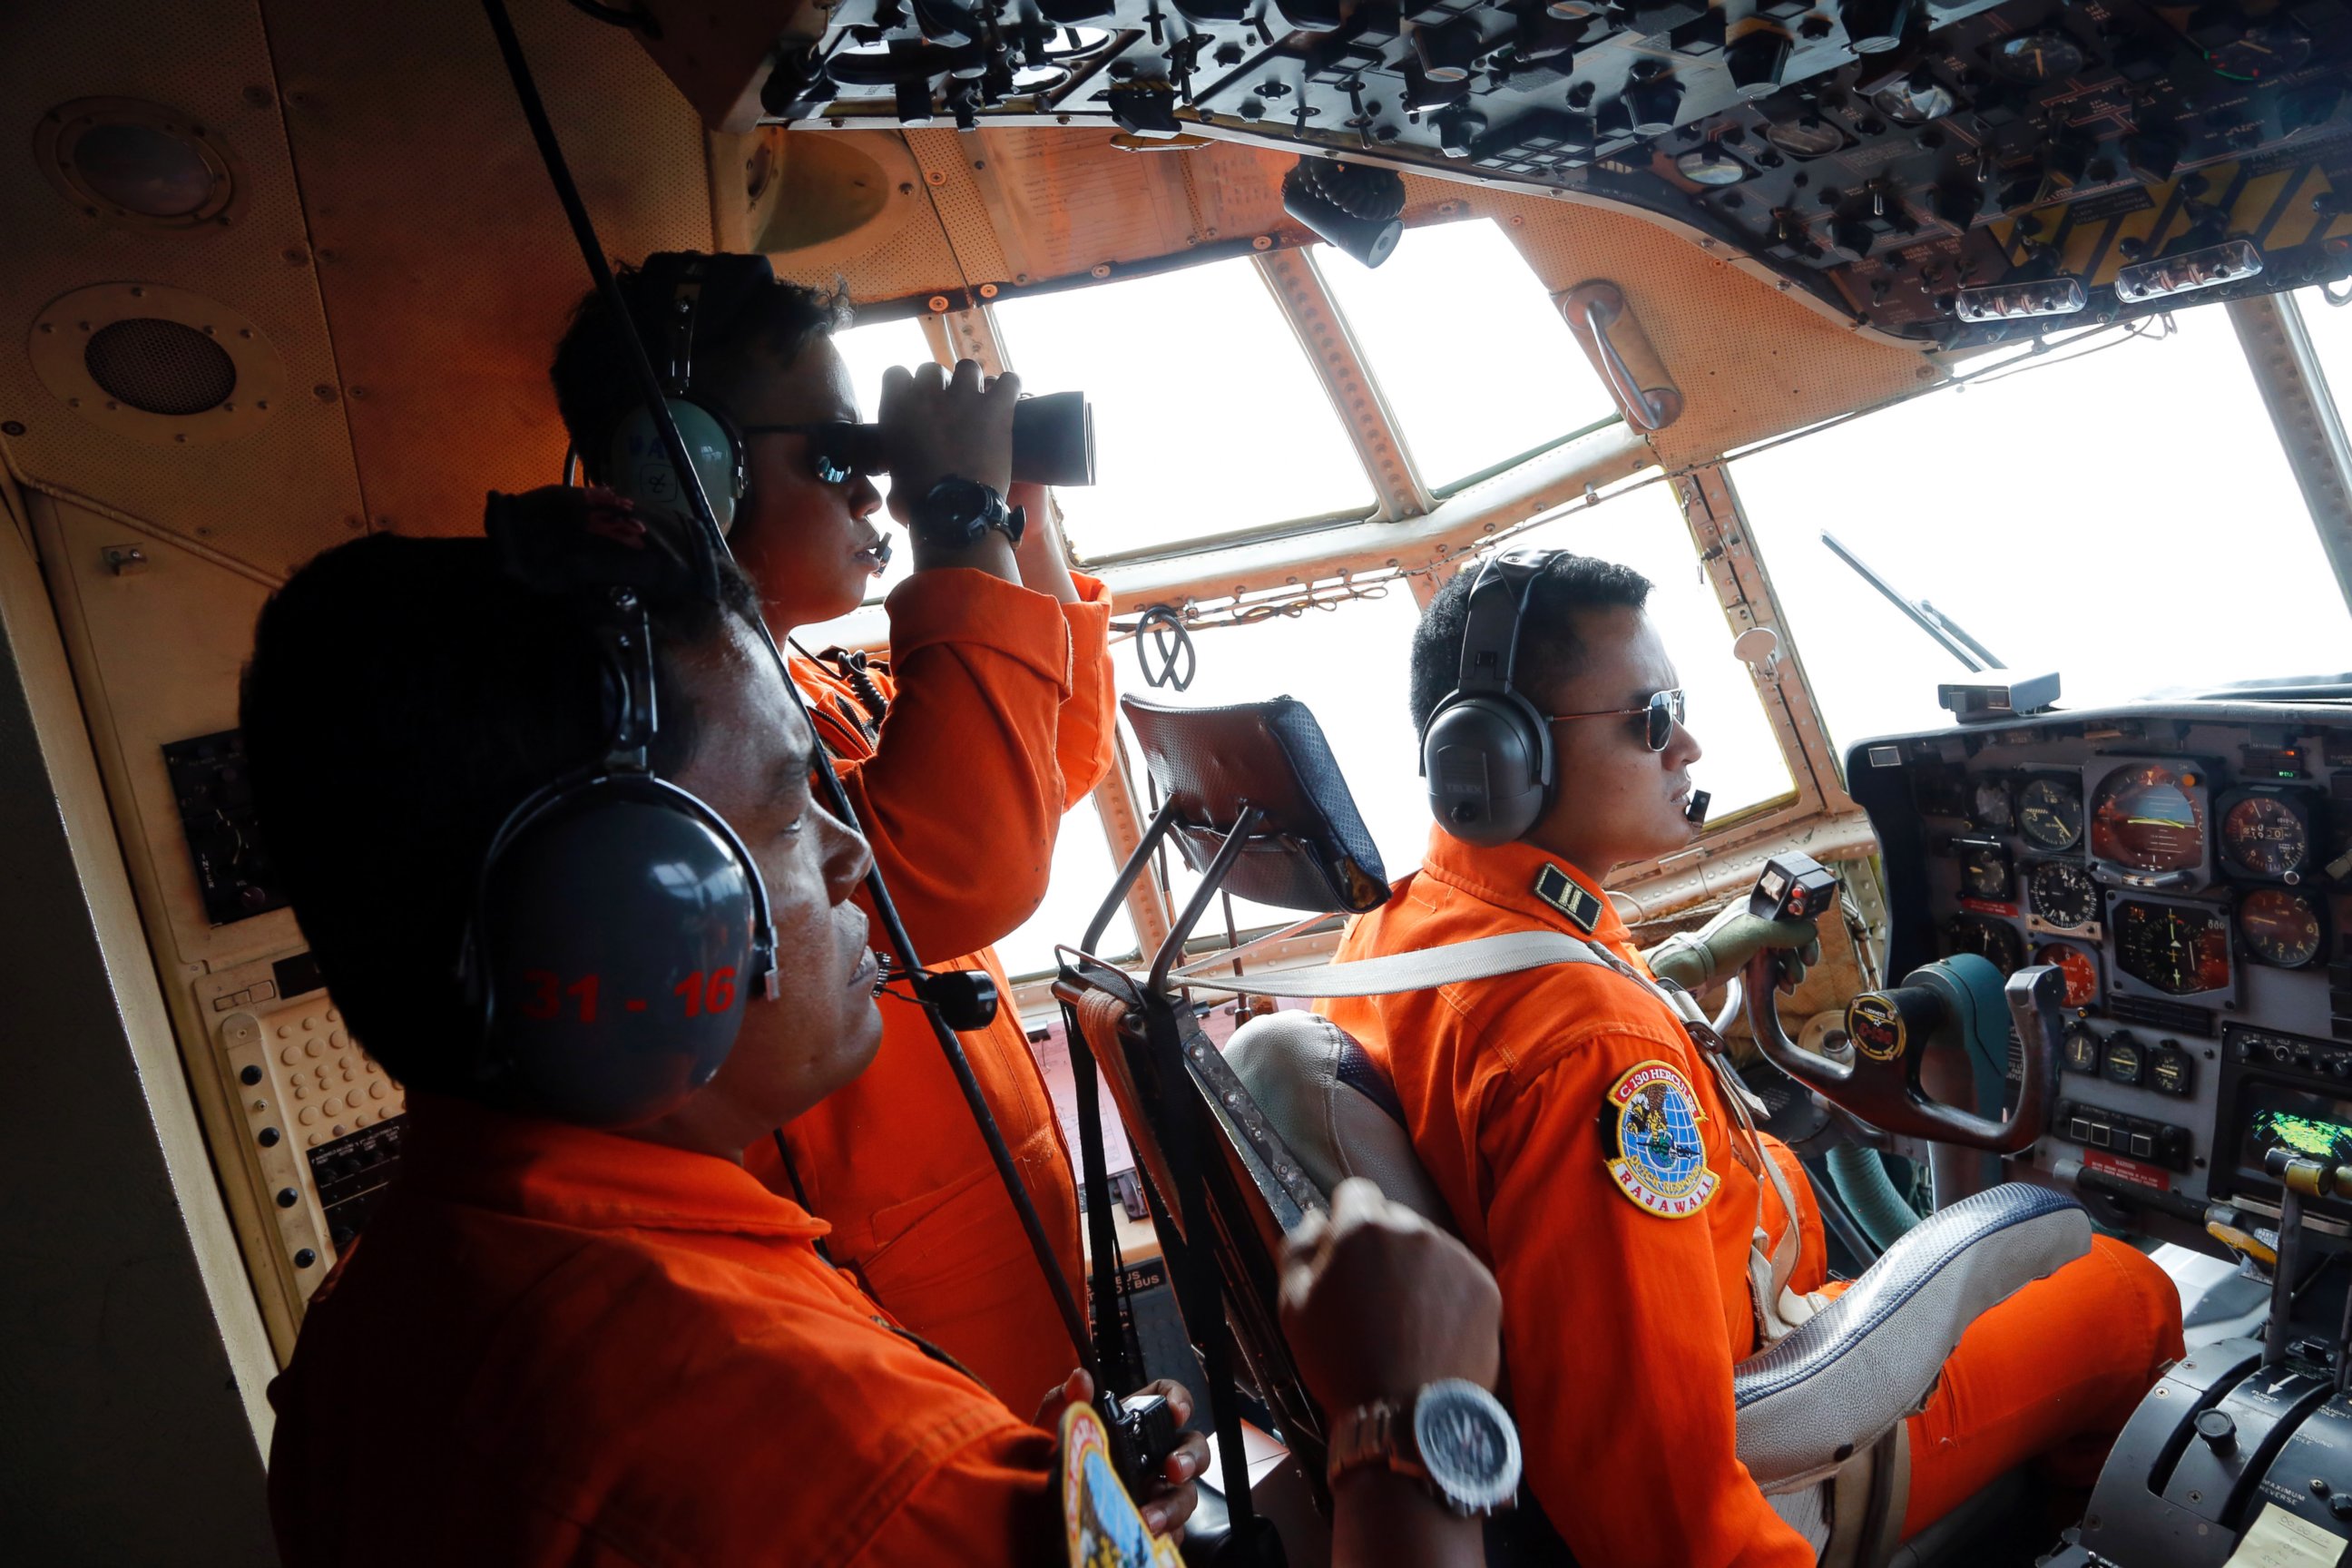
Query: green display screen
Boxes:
[{"xmin": 2248, "ymin": 1103, "xmax": 2352, "ymax": 1165}]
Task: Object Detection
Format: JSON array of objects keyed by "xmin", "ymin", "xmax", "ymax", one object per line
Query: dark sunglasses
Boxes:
[
  {"xmin": 1547, "ymin": 688, "xmax": 1686, "ymax": 752},
  {"xmin": 738, "ymin": 421, "xmax": 884, "ymax": 485}
]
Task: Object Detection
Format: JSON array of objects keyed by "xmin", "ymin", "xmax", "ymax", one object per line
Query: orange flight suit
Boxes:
[
  {"xmin": 269, "ymin": 1095, "xmax": 1061, "ymax": 1566},
  {"xmin": 1324, "ymin": 831, "xmax": 2183, "ymax": 1566},
  {"xmin": 743, "ymin": 567, "xmax": 1114, "ymax": 1406}
]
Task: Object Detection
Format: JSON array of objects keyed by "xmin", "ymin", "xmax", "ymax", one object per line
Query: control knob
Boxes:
[
  {"xmin": 1838, "ymin": 0, "xmax": 1916, "ymax": 54},
  {"xmin": 1436, "ymin": 103, "xmax": 1489, "ymax": 158},
  {"xmin": 1725, "ymin": 29, "xmax": 1792, "ymax": 98},
  {"xmin": 1415, "ymin": 17, "xmax": 1485, "ymax": 82},
  {"xmin": 1622, "ymin": 71, "xmax": 1686, "ymax": 135},
  {"xmin": 2194, "ymin": 1408, "xmax": 2237, "ymax": 1456}
]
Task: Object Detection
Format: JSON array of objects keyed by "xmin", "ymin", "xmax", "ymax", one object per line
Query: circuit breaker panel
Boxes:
[{"xmin": 196, "ymin": 948, "xmax": 407, "ymax": 1300}]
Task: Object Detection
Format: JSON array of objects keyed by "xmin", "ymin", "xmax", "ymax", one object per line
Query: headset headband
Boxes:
[
  {"xmin": 631, "ymin": 251, "xmax": 783, "ymax": 399},
  {"xmin": 1451, "ymin": 548, "xmax": 1554, "ymax": 701}
]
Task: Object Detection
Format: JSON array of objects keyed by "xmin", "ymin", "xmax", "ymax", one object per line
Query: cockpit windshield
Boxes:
[{"xmin": 1732, "ymin": 296, "xmax": 2352, "ymax": 758}]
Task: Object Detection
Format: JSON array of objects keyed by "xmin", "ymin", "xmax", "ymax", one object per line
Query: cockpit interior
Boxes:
[{"xmin": 13, "ymin": 0, "xmax": 2352, "ymax": 1563}]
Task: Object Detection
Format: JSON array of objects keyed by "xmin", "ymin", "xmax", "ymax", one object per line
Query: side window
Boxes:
[
  {"xmin": 1116, "ymin": 586, "xmax": 1430, "ymax": 935},
  {"xmin": 1505, "ymin": 485, "xmax": 1797, "ymax": 820},
  {"xmin": 995, "ymin": 796, "xmax": 1140, "ymax": 975},
  {"xmin": 1730, "ymin": 303, "xmax": 2351, "ymax": 760}
]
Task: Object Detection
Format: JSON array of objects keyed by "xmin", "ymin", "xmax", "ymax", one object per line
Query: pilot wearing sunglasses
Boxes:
[{"xmin": 1321, "ymin": 550, "xmax": 2182, "ymax": 1567}]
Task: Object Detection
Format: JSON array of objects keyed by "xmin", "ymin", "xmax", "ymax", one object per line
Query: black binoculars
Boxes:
[{"xmin": 823, "ymin": 389, "xmax": 1095, "ymax": 489}]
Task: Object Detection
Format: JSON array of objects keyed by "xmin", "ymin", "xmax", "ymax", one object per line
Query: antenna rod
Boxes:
[{"xmin": 478, "ymin": 0, "xmax": 1093, "ymax": 1367}]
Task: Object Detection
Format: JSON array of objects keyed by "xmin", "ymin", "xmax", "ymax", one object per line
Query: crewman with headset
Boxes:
[
  {"xmin": 548, "ymin": 254, "xmax": 1112, "ymax": 1404},
  {"xmin": 1323, "ymin": 548, "xmax": 2185, "ymax": 1567},
  {"xmin": 244, "ymin": 499, "xmax": 1510, "ymax": 1565}
]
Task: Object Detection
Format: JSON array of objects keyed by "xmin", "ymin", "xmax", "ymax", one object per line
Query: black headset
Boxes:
[
  {"xmin": 1419, "ymin": 548, "xmax": 1560, "ymax": 847},
  {"xmin": 458, "ymin": 496, "xmax": 779, "ymax": 1128},
  {"xmin": 603, "ymin": 251, "xmax": 778, "ymax": 537}
]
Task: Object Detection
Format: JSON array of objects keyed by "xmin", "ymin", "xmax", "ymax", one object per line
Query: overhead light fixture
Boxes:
[
  {"xmin": 2113, "ymin": 238, "xmax": 2264, "ymax": 304},
  {"xmin": 1953, "ymin": 276, "xmax": 2087, "ymax": 323},
  {"xmin": 1281, "ymin": 156, "xmax": 1407, "ymax": 269}
]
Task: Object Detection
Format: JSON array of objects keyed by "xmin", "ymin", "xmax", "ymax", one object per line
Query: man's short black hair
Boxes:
[
  {"xmin": 550, "ymin": 259, "xmax": 852, "ymax": 481},
  {"xmin": 1407, "ymin": 551, "xmax": 1654, "ymax": 733},
  {"xmin": 240, "ymin": 534, "xmax": 759, "ymax": 1095}
]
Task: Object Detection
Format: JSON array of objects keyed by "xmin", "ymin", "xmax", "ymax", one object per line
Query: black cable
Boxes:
[{"xmin": 480, "ymin": 0, "xmax": 1094, "ymax": 1372}]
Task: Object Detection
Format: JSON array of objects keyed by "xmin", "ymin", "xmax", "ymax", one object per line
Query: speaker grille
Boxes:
[{"xmin": 83, "ymin": 318, "xmax": 237, "ymax": 416}]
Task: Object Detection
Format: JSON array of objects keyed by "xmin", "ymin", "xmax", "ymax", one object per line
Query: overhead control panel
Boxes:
[
  {"xmin": 738, "ymin": 0, "xmax": 2352, "ymax": 342},
  {"xmin": 1847, "ymin": 700, "xmax": 2352, "ymax": 1250}
]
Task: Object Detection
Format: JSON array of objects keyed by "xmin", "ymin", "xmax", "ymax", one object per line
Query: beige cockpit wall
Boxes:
[{"xmin": 0, "ymin": 0, "xmax": 1966, "ymax": 1534}]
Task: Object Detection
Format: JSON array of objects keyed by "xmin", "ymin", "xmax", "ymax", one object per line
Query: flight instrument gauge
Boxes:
[
  {"xmin": 2034, "ymin": 940, "xmax": 2101, "ymax": 1007},
  {"xmin": 1970, "ymin": 779, "xmax": 2014, "ymax": 835},
  {"xmin": 2090, "ymin": 761, "xmax": 2208, "ymax": 876},
  {"xmin": 2239, "ymin": 887, "xmax": 2325, "ymax": 969},
  {"xmin": 1955, "ymin": 838, "xmax": 2013, "ymax": 902},
  {"xmin": 2113, "ymin": 898, "xmax": 2231, "ymax": 997},
  {"xmin": 2019, "ymin": 776, "xmax": 2083, "ymax": 851},
  {"xmin": 2062, "ymin": 1023, "xmax": 2102, "ymax": 1074},
  {"xmin": 2219, "ymin": 789, "xmax": 2317, "ymax": 883},
  {"xmin": 2028, "ymin": 860, "xmax": 2099, "ymax": 930},
  {"xmin": 1948, "ymin": 914, "xmax": 2024, "ymax": 975},
  {"xmin": 1675, "ymin": 148, "xmax": 1749, "ymax": 186},
  {"xmin": 2204, "ymin": 18, "xmax": 2313, "ymax": 82},
  {"xmin": 1992, "ymin": 30, "xmax": 2085, "ymax": 82}
]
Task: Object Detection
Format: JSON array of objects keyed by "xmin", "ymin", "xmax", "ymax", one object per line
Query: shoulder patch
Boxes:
[
  {"xmin": 1533, "ymin": 864, "xmax": 1604, "ymax": 935},
  {"xmin": 1598, "ymin": 1060, "xmax": 1720, "ymax": 1220}
]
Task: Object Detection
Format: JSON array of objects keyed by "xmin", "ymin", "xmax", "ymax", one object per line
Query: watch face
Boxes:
[{"xmin": 1413, "ymin": 1380, "xmax": 1523, "ymax": 1514}]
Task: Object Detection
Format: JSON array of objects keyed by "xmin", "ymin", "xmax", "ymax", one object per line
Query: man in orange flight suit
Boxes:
[
  {"xmin": 553, "ymin": 263, "xmax": 1111, "ymax": 1404},
  {"xmin": 1325, "ymin": 549, "xmax": 2184, "ymax": 1565},
  {"xmin": 245, "ymin": 524, "xmax": 1493, "ymax": 1565}
]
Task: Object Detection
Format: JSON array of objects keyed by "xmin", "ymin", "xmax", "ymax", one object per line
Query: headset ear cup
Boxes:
[
  {"xmin": 605, "ymin": 398, "xmax": 744, "ymax": 536},
  {"xmin": 1422, "ymin": 694, "xmax": 1553, "ymax": 847},
  {"xmin": 475, "ymin": 779, "xmax": 764, "ymax": 1127}
]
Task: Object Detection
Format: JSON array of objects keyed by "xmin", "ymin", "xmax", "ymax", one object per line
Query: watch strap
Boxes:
[
  {"xmin": 912, "ymin": 477, "xmax": 1024, "ymax": 550},
  {"xmin": 1328, "ymin": 1395, "xmax": 1431, "ymax": 1489}
]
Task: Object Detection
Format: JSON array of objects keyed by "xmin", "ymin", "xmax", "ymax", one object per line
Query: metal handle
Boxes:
[{"xmin": 1560, "ymin": 281, "xmax": 1683, "ymax": 432}]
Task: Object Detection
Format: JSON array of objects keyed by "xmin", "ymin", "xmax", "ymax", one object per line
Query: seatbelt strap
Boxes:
[
  {"xmin": 1165, "ymin": 929, "xmax": 1625, "ymax": 996},
  {"xmin": 1169, "ymin": 926, "xmax": 1816, "ymax": 1340}
]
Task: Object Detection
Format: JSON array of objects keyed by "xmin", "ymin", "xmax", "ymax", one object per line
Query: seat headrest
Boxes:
[
  {"xmin": 1121, "ymin": 695, "xmax": 1388, "ymax": 916},
  {"xmin": 1223, "ymin": 1011, "xmax": 1454, "ymax": 1230}
]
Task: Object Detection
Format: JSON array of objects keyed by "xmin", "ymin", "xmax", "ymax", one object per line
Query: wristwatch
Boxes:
[
  {"xmin": 1327, "ymin": 1378, "xmax": 1522, "ymax": 1516},
  {"xmin": 910, "ymin": 476, "xmax": 1025, "ymax": 551}
]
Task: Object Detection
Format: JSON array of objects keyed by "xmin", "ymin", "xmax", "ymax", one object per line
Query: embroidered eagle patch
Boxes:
[{"xmin": 1600, "ymin": 1061, "xmax": 1720, "ymax": 1219}]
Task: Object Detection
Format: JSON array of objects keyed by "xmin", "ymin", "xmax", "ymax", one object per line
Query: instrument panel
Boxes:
[{"xmin": 1848, "ymin": 701, "xmax": 2352, "ymax": 1245}]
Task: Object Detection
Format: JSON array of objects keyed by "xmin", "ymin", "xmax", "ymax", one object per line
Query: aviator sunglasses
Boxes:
[{"xmin": 1548, "ymin": 688, "xmax": 1686, "ymax": 752}]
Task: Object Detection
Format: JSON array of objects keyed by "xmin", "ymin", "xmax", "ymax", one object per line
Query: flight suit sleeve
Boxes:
[
  {"xmin": 848, "ymin": 1422, "xmax": 1063, "ymax": 1567},
  {"xmin": 1054, "ymin": 573, "xmax": 1118, "ymax": 809},
  {"xmin": 1477, "ymin": 1030, "xmax": 1817, "ymax": 1568},
  {"xmin": 843, "ymin": 568, "xmax": 1073, "ymax": 959}
]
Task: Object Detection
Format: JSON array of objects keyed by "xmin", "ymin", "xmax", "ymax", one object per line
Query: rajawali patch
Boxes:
[{"xmin": 1600, "ymin": 1061, "xmax": 1721, "ymax": 1219}]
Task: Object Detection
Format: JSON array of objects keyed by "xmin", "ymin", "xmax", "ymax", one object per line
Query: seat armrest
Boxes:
[{"xmin": 1734, "ymin": 1182, "xmax": 2091, "ymax": 1491}]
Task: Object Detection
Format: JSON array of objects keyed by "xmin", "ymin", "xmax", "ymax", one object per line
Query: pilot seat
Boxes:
[{"xmin": 1054, "ymin": 692, "xmax": 2095, "ymax": 1567}]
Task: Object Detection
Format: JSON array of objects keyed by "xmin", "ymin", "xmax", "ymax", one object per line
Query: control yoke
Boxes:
[{"xmin": 1740, "ymin": 854, "xmax": 2063, "ymax": 1153}]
